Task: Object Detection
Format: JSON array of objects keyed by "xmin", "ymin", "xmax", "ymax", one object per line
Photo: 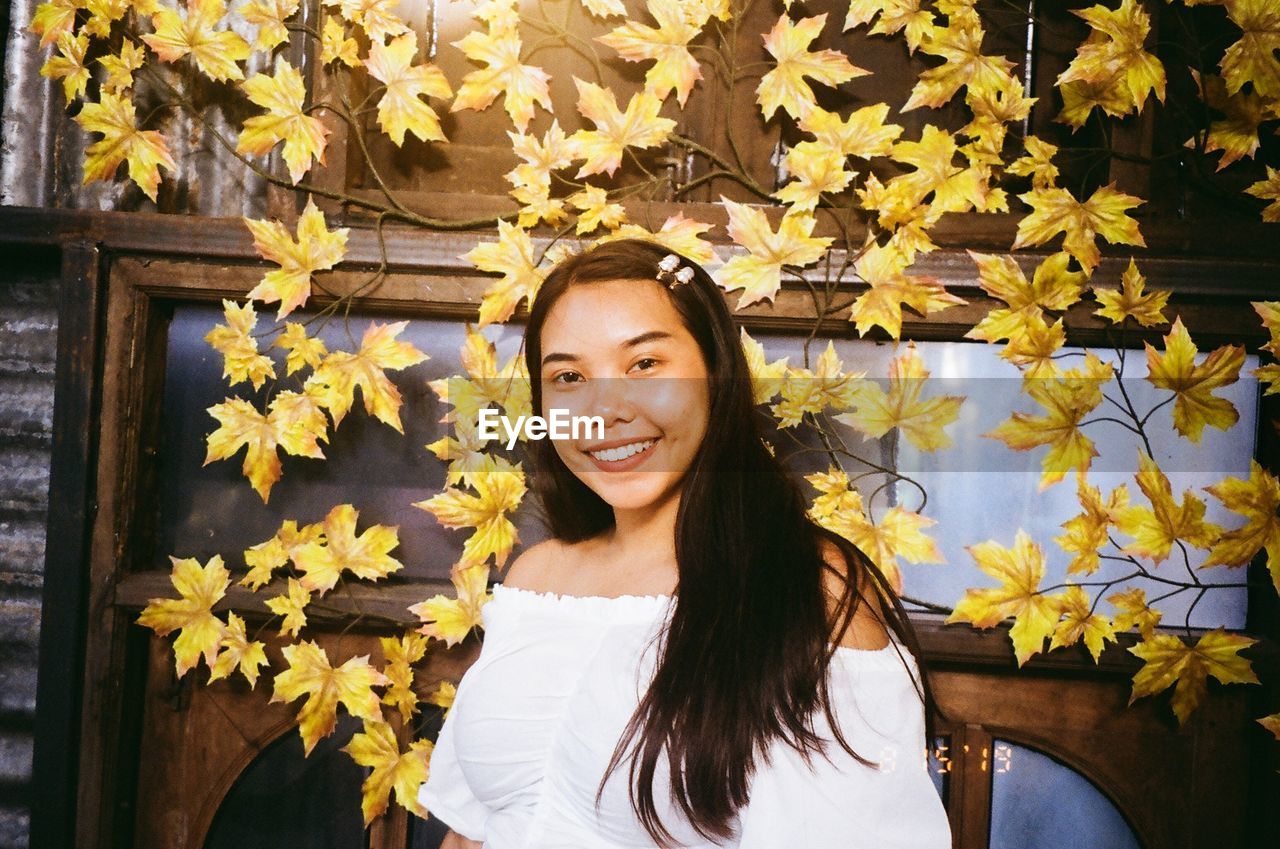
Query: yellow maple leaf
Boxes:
[
  {"xmin": 1107, "ymin": 586, "xmax": 1162, "ymax": 640},
  {"xmin": 428, "ymin": 324, "xmax": 530, "ymax": 426},
  {"xmin": 1048, "ymin": 584, "xmax": 1117, "ymax": 662},
  {"xmin": 1056, "ymin": 0, "xmax": 1165, "ymax": 117},
  {"xmin": 462, "ymin": 220, "xmax": 547, "ymax": 326},
  {"xmin": 1245, "ymin": 165, "xmax": 1280, "ymax": 222},
  {"xmin": 236, "ymin": 58, "xmax": 330, "ymax": 184},
  {"xmin": 452, "ymin": 22, "xmax": 551, "ymax": 132},
  {"xmin": 985, "ymin": 353, "xmax": 1113, "ymax": 488},
  {"xmin": 243, "ymin": 197, "xmax": 349, "ymax": 319},
  {"xmin": 414, "ymin": 461, "xmax": 526, "ymax": 567},
  {"xmin": 204, "ymin": 299, "xmax": 276, "ymax": 390},
  {"xmin": 849, "ymin": 241, "xmax": 965, "ymax": 339},
  {"xmin": 774, "ymin": 142, "xmax": 854, "ymax": 212},
  {"xmin": 342, "ymin": 720, "xmax": 432, "ymax": 823},
  {"xmin": 999, "ymin": 312, "xmax": 1066, "ymax": 379},
  {"xmin": 380, "ymin": 632, "xmax": 428, "ymax": 723},
  {"xmin": 843, "ymin": 0, "xmax": 937, "ymax": 53},
  {"xmin": 569, "ymin": 79, "xmax": 676, "ymax": 177},
  {"xmin": 98, "ymin": 39, "xmax": 147, "ymax": 94},
  {"xmin": 1128, "ymin": 629, "xmax": 1259, "ymax": 725},
  {"xmin": 597, "ymin": 0, "xmax": 707, "ymax": 106},
  {"xmin": 310, "ymin": 321, "xmax": 428, "ymax": 432},
  {"xmin": 320, "ymin": 17, "xmax": 360, "ymax": 67},
  {"xmin": 597, "ymin": 213, "xmax": 720, "ymax": 266},
  {"xmin": 137, "ymin": 555, "xmax": 230, "ymax": 677},
  {"xmin": 1093, "ymin": 258, "xmax": 1169, "ymax": 327},
  {"xmin": 364, "ymin": 31, "xmax": 452, "ymax": 145},
  {"xmin": 273, "ymin": 321, "xmax": 329, "ymax": 376},
  {"xmin": 904, "ymin": 7, "xmax": 1016, "ymax": 110},
  {"xmin": 204, "ymin": 394, "xmax": 328, "ymax": 502},
  {"xmin": 1203, "ymin": 461, "xmax": 1280, "ymax": 596},
  {"xmin": 425, "ymin": 424, "xmax": 492, "ymax": 489},
  {"xmin": 1013, "ymin": 183, "xmax": 1145, "ymax": 275},
  {"xmin": 29, "ymin": 0, "xmax": 79, "ymax": 49},
  {"xmin": 1006, "ymin": 136, "xmax": 1059, "ymax": 189},
  {"xmin": 836, "ymin": 342, "xmax": 963, "ymax": 451},
  {"xmin": 773, "ymin": 341, "xmax": 863, "ymax": 426},
  {"xmin": 757, "ymin": 13, "xmax": 869, "ymax": 120},
  {"xmin": 889, "ymin": 124, "xmax": 990, "ymax": 216},
  {"xmin": 241, "ymin": 0, "xmax": 299, "ymax": 53},
  {"xmin": 74, "ymin": 90, "xmax": 177, "ymax": 202},
  {"xmin": 1220, "ymin": 0, "xmax": 1280, "ymax": 100},
  {"xmin": 142, "ymin": 0, "xmax": 251, "ymax": 82},
  {"xmin": 1113, "ymin": 451, "xmax": 1222, "ymax": 563},
  {"xmin": 715, "ymin": 198, "xmax": 832, "ymax": 308},
  {"xmin": 335, "ymin": 0, "xmax": 410, "ymax": 42},
  {"xmin": 964, "ymin": 251, "xmax": 1085, "ymax": 344},
  {"xmin": 806, "ymin": 467, "xmax": 863, "ymax": 520},
  {"xmin": 265, "ymin": 576, "xmax": 311, "ymax": 637},
  {"xmin": 1144, "ymin": 316, "xmax": 1244, "ymax": 443},
  {"xmin": 569, "ymin": 185, "xmax": 627, "ymax": 234},
  {"xmin": 410, "ymin": 562, "xmax": 493, "ymax": 646},
  {"xmin": 741, "ymin": 328, "xmax": 789, "ymax": 405},
  {"xmin": 797, "ymin": 104, "xmax": 903, "ymax": 161},
  {"xmin": 1252, "ymin": 301, "xmax": 1280, "ymax": 358},
  {"xmin": 581, "ymin": 0, "xmax": 625, "ymax": 18},
  {"xmin": 40, "ymin": 31, "xmax": 90, "ymax": 103},
  {"xmin": 1188, "ymin": 70, "xmax": 1266, "ymax": 171},
  {"xmin": 292, "ymin": 504, "xmax": 403, "ymax": 595},
  {"xmin": 81, "ymin": 0, "xmax": 140, "ymax": 38},
  {"xmin": 1054, "ymin": 473, "xmax": 1128, "ymax": 575},
  {"xmin": 271, "ymin": 640, "xmax": 389, "ymax": 755},
  {"xmin": 426, "ymin": 679, "xmax": 457, "ymax": 714},
  {"xmin": 946, "ymin": 530, "xmax": 1066, "ymax": 666},
  {"xmin": 826, "ymin": 503, "xmax": 941, "ymax": 595},
  {"xmin": 208, "ymin": 612, "xmax": 269, "ymax": 688},
  {"xmin": 507, "ymin": 121, "xmax": 575, "ymax": 196},
  {"xmin": 241, "ymin": 518, "xmax": 325, "ymax": 590}
]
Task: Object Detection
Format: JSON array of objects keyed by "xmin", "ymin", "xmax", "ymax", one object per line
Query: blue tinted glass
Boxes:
[
  {"xmin": 204, "ymin": 714, "xmax": 367, "ymax": 849},
  {"xmin": 989, "ymin": 739, "xmax": 1141, "ymax": 849}
]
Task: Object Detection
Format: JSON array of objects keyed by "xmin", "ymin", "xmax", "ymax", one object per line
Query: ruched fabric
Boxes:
[{"xmin": 417, "ymin": 583, "xmax": 951, "ymax": 849}]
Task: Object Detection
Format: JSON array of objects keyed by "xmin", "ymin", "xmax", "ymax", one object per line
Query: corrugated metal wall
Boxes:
[{"xmin": 0, "ymin": 252, "xmax": 58, "ymax": 849}]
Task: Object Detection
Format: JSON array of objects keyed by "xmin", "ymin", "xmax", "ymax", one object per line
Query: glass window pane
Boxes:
[
  {"xmin": 204, "ymin": 714, "xmax": 367, "ymax": 849},
  {"xmin": 154, "ymin": 304, "xmax": 548, "ymax": 581},
  {"xmin": 989, "ymin": 739, "xmax": 1141, "ymax": 849},
  {"xmin": 761, "ymin": 336, "xmax": 1258, "ymax": 631}
]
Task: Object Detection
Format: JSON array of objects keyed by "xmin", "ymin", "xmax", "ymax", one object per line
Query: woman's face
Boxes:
[{"xmin": 538, "ymin": 277, "xmax": 711, "ymax": 517}]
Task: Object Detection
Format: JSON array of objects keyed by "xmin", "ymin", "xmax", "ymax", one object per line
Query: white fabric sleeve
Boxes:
[
  {"xmin": 418, "ymin": 705, "xmax": 491, "ymax": 842},
  {"xmin": 736, "ymin": 652, "xmax": 952, "ymax": 849}
]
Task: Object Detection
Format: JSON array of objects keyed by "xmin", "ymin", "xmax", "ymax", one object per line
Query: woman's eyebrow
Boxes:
[{"xmin": 541, "ymin": 331, "xmax": 674, "ymax": 366}]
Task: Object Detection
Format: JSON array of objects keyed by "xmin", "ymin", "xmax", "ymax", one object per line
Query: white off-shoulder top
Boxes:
[{"xmin": 417, "ymin": 583, "xmax": 952, "ymax": 849}]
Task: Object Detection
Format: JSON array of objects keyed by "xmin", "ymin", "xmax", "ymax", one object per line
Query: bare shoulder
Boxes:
[
  {"xmin": 500, "ymin": 539, "xmax": 568, "ymax": 592},
  {"xmin": 818, "ymin": 536, "xmax": 892, "ymax": 651}
]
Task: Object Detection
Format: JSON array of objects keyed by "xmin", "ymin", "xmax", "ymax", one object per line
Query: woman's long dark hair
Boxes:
[{"xmin": 522, "ymin": 238, "xmax": 943, "ymax": 847}]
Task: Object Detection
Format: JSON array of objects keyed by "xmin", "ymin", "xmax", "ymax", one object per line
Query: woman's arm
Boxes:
[{"xmin": 440, "ymin": 829, "xmax": 483, "ymax": 849}]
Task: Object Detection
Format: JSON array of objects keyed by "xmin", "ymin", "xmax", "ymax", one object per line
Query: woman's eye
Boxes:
[
  {"xmin": 631, "ymin": 357, "xmax": 659, "ymax": 372},
  {"xmin": 550, "ymin": 371, "xmax": 583, "ymax": 385}
]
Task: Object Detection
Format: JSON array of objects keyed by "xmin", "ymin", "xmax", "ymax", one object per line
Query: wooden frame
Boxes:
[{"xmin": 6, "ymin": 205, "xmax": 1278, "ymax": 849}]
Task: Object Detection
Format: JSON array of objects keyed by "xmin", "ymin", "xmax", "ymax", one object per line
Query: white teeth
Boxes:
[{"xmin": 588, "ymin": 439, "xmax": 656, "ymax": 462}]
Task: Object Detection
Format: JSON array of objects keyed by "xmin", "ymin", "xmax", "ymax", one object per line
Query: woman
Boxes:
[{"xmin": 418, "ymin": 239, "xmax": 952, "ymax": 849}]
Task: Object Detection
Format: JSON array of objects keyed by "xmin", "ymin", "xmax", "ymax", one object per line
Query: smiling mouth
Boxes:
[{"xmin": 585, "ymin": 438, "xmax": 658, "ymax": 465}]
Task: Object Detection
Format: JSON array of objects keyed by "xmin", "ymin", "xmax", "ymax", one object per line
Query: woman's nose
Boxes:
[{"xmin": 588, "ymin": 377, "xmax": 637, "ymax": 424}]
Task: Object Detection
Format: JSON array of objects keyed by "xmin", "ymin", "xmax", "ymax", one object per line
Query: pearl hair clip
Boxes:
[{"xmin": 656, "ymin": 253, "xmax": 694, "ymax": 288}]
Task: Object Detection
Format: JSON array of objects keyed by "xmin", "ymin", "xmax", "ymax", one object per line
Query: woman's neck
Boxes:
[{"xmin": 605, "ymin": 492, "xmax": 680, "ymax": 580}]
